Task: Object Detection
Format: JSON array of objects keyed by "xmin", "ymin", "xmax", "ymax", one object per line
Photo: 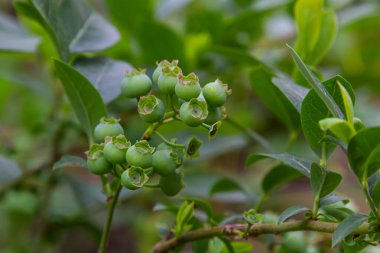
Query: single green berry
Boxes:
[
  {"xmin": 153, "ymin": 60, "xmax": 179, "ymax": 84},
  {"xmin": 94, "ymin": 117, "xmax": 124, "ymax": 143},
  {"xmin": 125, "ymin": 140, "xmax": 155, "ymax": 168},
  {"xmin": 157, "ymin": 65, "xmax": 182, "ymax": 94},
  {"xmin": 204, "ymin": 106, "xmax": 222, "ymax": 125},
  {"xmin": 104, "ymin": 135, "xmax": 131, "ymax": 164},
  {"xmin": 202, "ymin": 79, "xmax": 231, "ymax": 107},
  {"xmin": 121, "ymin": 69, "xmax": 152, "ymax": 98},
  {"xmin": 138, "ymin": 95, "xmax": 165, "ymax": 123},
  {"xmin": 121, "ymin": 166, "xmax": 149, "ymax": 190},
  {"xmin": 179, "ymin": 98, "xmax": 208, "ymax": 127},
  {"xmin": 86, "ymin": 144, "xmax": 112, "ymax": 175},
  {"xmin": 159, "ymin": 172, "xmax": 184, "ymax": 196},
  {"xmin": 152, "ymin": 149, "xmax": 181, "ymax": 176},
  {"xmin": 175, "ymin": 73, "xmax": 201, "ymax": 101}
]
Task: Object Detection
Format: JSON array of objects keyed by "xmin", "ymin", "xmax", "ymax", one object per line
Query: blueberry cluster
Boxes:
[{"xmin": 86, "ymin": 60, "xmax": 231, "ymax": 196}]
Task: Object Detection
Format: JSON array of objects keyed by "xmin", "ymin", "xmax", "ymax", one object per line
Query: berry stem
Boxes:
[
  {"xmin": 155, "ymin": 131, "xmax": 185, "ymax": 149},
  {"xmin": 98, "ymin": 184, "xmax": 122, "ymax": 253}
]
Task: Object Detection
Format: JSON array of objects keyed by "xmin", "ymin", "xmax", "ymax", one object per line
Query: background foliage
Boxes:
[{"xmin": 1, "ymin": 0, "xmax": 380, "ymax": 252}]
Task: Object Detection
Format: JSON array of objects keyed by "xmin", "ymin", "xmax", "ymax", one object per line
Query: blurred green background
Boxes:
[{"xmin": 1, "ymin": 0, "xmax": 380, "ymax": 252}]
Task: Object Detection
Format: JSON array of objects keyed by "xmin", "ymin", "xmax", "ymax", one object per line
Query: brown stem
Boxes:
[{"xmin": 151, "ymin": 220, "xmax": 373, "ymax": 253}]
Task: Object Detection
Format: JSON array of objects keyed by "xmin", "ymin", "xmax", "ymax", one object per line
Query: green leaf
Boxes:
[
  {"xmin": 0, "ymin": 156, "xmax": 22, "ymax": 184},
  {"xmin": 338, "ymin": 81, "xmax": 354, "ymax": 123},
  {"xmin": 262, "ymin": 164, "xmax": 302, "ymax": 194},
  {"xmin": 271, "ymin": 75, "xmax": 309, "ymax": 112},
  {"xmin": 73, "ymin": 56, "xmax": 132, "ymax": 104},
  {"xmin": 246, "ymin": 153, "xmax": 311, "ymax": 177},
  {"xmin": 209, "ymin": 177, "xmax": 248, "ymax": 197},
  {"xmin": 321, "ymin": 206, "xmax": 355, "ymax": 222},
  {"xmin": 294, "ymin": 0, "xmax": 323, "ymax": 59},
  {"xmin": 301, "ymin": 75, "xmax": 355, "ymax": 157},
  {"xmin": 278, "ymin": 205, "xmax": 311, "ymax": 224},
  {"xmin": 319, "ymin": 194, "xmax": 349, "ymax": 208},
  {"xmin": 250, "ymin": 66, "xmax": 302, "ymax": 130},
  {"xmin": 53, "ymin": 59, "xmax": 107, "ymax": 142},
  {"xmin": 306, "ymin": 9, "xmax": 338, "ymax": 65},
  {"xmin": 137, "ymin": 20, "xmax": 186, "ymax": 67},
  {"xmin": 221, "ymin": 241, "xmax": 253, "ymax": 253},
  {"xmin": 173, "ymin": 201, "xmax": 194, "ymax": 236},
  {"xmin": 319, "ymin": 118, "xmax": 355, "ymax": 144},
  {"xmin": 332, "ymin": 213, "xmax": 368, "ymax": 247},
  {"xmin": 0, "ymin": 12, "xmax": 40, "ymax": 53},
  {"xmin": 52, "ymin": 155, "xmax": 87, "ymax": 171},
  {"xmin": 287, "ymin": 45, "xmax": 344, "ymax": 119},
  {"xmin": 310, "ymin": 163, "xmax": 342, "ymax": 199},
  {"xmin": 294, "ymin": 0, "xmax": 337, "ymax": 65},
  {"xmin": 370, "ymin": 180, "xmax": 380, "ymax": 208},
  {"xmin": 14, "ymin": 0, "xmax": 119, "ymax": 61},
  {"xmin": 348, "ymin": 127, "xmax": 380, "ymax": 181}
]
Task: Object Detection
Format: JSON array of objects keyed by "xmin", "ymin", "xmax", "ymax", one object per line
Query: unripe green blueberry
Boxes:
[
  {"xmin": 202, "ymin": 79, "xmax": 231, "ymax": 107},
  {"xmin": 157, "ymin": 66, "xmax": 182, "ymax": 94},
  {"xmin": 179, "ymin": 98, "xmax": 208, "ymax": 127},
  {"xmin": 138, "ymin": 95, "xmax": 165, "ymax": 123},
  {"xmin": 125, "ymin": 140, "xmax": 155, "ymax": 168},
  {"xmin": 153, "ymin": 60, "xmax": 179, "ymax": 84},
  {"xmin": 175, "ymin": 73, "xmax": 201, "ymax": 101},
  {"xmin": 104, "ymin": 135, "xmax": 131, "ymax": 164},
  {"xmin": 159, "ymin": 172, "xmax": 184, "ymax": 196},
  {"xmin": 86, "ymin": 144, "xmax": 112, "ymax": 175},
  {"xmin": 204, "ymin": 106, "xmax": 223, "ymax": 125},
  {"xmin": 152, "ymin": 150, "xmax": 181, "ymax": 176},
  {"xmin": 121, "ymin": 69, "xmax": 152, "ymax": 98},
  {"xmin": 94, "ymin": 117, "xmax": 124, "ymax": 143},
  {"xmin": 121, "ymin": 166, "xmax": 149, "ymax": 190}
]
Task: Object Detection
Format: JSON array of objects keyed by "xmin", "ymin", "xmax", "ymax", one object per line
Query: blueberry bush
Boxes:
[{"xmin": 1, "ymin": 0, "xmax": 380, "ymax": 253}]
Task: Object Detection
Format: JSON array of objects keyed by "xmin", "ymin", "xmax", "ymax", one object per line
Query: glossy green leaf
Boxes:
[
  {"xmin": 301, "ymin": 75, "xmax": 355, "ymax": 157},
  {"xmin": 14, "ymin": 0, "xmax": 120, "ymax": 61},
  {"xmin": 288, "ymin": 45, "xmax": 344, "ymax": 119},
  {"xmin": 246, "ymin": 153, "xmax": 311, "ymax": 177},
  {"xmin": 319, "ymin": 118, "xmax": 355, "ymax": 144},
  {"xmin": 250, "ymin": 66, "xmax": 302, "ymax": 130},
  {"xmin": 73, "ymin": 56, "xmax": 132, "ymax": 104},
  {"xmin": 52, "ymin": 155, "xmax": 87, "ymax": 171},
  {"xmin": 310, "ymin": 163, "xmax": 342, "ymax": 199},
  {"xmin": 271, "ymin": 75, "xmax": 309, "ymax": 112},
  {"xmin": 262, "ymin": 164, "xmax": 302, "ymax": 194},
  {"xmin": 0, "ymin": 12, "xmax": 40, "ymax": 53},
  {"xmin": 332, "ymin": 213, "xmax": 368, "ymax": 247},
  {"xmin": 319, "ymin": 194, "xmax": 349, "ymax": 207},
  {"xmin": 0, "ymin": 156, "xmax": 22, "ymax": 184},
  {"xmin": 278, "ymin": 205, "xmax": 311, "ymax": 224},
  {"xmin": 321, "ymin": 206, "xmax": 354, "ymax": 222},
  {"xmin": 348, "ymin": 127, "xmax": 380, "ymax": 181},
  {"xmin": 53, "ymin": 59, "xmax": 107, "ymax": 142}
]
